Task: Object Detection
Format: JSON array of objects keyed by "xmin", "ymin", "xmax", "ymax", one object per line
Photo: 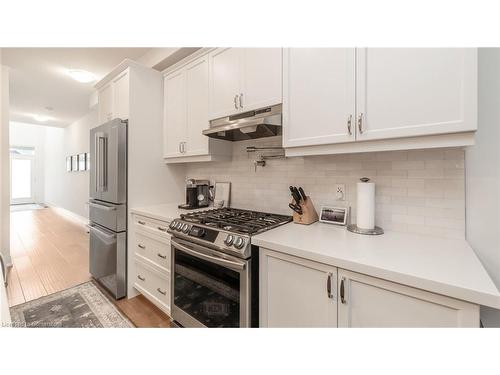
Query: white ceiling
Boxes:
[{"xmin": 3, "ymin": 48, "xmax": 151, "ymax": 127}]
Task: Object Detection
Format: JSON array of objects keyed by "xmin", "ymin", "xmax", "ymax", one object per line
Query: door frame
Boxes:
[{"xmin": 10, "ymin": 147, "xmax": 36, "ymax": 205}]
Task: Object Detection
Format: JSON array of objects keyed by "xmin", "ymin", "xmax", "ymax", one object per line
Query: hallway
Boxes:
[{"xmin": 6, "ymin": 207, "xmax": 91, "ymax": 306}]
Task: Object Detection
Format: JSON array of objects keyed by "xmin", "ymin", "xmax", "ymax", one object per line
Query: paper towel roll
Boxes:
[{"xmin": 357, "ymin": 179, "xmax": 375, "ymax": 230}]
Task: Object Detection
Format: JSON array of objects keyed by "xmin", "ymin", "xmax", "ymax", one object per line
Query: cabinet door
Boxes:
[
  {"xmin": 112, "ymin": 69, "xmax": 130, "ymax": 120},
  {"xmin": 337, "ymin": 269, "xmax": 479, "ymax": 328},
  {"xmin": 260, "ymin": 248, "xmax": 337, "ymax": 327},
  {"xmin": 240, "ymin": 48, "xmax": 282, "ymax": 111},
  {"xmin": 184, "ymin": 56, "xmax": 210, "ymax": 156},
  {"xmin": 283, "ymin": 48, "xmax": 356, "ymax": 148},
  {"xmin": 208, "ymin": 47, "xmax": 242, "ymax": 119},
  {"xmin": 163, "ymin": 71, "xmax": 186, "ymax": 158},
  {"xmin": 98, "ymin": 83, "xmax": 113, "ymax": 124},
  {"xmin": 356, "ymin": 48, "xmax": 477, "ymax": 141}
]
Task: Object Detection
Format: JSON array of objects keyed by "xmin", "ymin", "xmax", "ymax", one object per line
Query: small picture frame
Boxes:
[
  {"xmin": 66, "ymin": 156, "xmax": 72, "ymax": 172},
  {"xmin": 319, "ymin": 206, "xmax": 348, "ymax": 226},
  {"xmin": 78, "ymin": 153, "xmax": 86, "ymax": 171},
  {"xmin": 71, "ymin": 155, "xmax": 78, "ymax": 171}
]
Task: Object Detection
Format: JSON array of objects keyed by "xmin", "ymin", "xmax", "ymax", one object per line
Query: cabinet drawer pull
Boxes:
[
  {"xmin": 137, "ymin": 244, "xmax": 146, "ymax": 249},
  {"xmin": 234, "ymin": 94, "xmax": 239, "ymax": 109},
  {"xmin": 157, "ymin": 253, "xmax": 167, "ymax": 259},
  {"xmin": 327, "ymin": 273, "xmax": 334, "ymax": 299},
  {"xmin": 157, "ymin": 288, "xmax": 167, "ymax": 295},
  {"xmin": 137, "ymin": 275, "xmax": 145, "ymax": 281},
  {"xmin": 138, "ymin": 220, "xmax": 146, "ymax": 225},
  {"xmin": 340, "ymin": 277, "xmax": 346, "ymax": 304},
  {"xmin": 347, "ymin": 114, "xmax": 353, "ymax": 135},
  {"xmin": 357, "ymin": 113, "xmax": 363, "ymax": 134},
  {"xmin": 157, "ymin": 226, "xmax": 167, "ymax": 232},
  {"xmin": 239, "ymin": 93, "xmax": 243, "ymax": 108}
]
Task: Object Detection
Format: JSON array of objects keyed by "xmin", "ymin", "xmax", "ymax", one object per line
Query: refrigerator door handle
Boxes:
[{"xmin": 95, "ymin": 132, "xmax": 108, "ymax": 192}]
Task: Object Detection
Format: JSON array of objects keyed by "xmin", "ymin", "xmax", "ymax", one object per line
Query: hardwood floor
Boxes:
[
  {"xmin": 6, "ymin": 206, "xmax": 172, "ymax": 328},
  {"xmin": 7, "ymin": 207, "xmax": 92, "ymax": 306}
]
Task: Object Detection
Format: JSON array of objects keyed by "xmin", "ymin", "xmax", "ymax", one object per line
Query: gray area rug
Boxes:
[{"xmin": 10, "ymin": 282, "xmax": 134, "ymax": 328}]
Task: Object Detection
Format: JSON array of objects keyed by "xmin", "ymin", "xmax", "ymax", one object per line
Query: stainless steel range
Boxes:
[{"xmin": 168, "ymin": 208, "xmax": 291, "ymax": 328}]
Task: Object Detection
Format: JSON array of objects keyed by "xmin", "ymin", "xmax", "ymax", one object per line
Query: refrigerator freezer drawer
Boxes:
[
  {"xmin": 89, "ymin": 223, "xmax": 127, "ymax": 299},
  {"xmin": 89, "ymin": 200, "xmax": 126, "ymax": 232}
]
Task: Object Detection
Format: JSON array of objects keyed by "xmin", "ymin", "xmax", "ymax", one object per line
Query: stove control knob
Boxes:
[
  {"xmin": 224, "ymin": 234, "xmax": 234, "ymax": 246},
  {"xmin": 175, "ymin": 222, "xmax": 183, "ymax": 231},
  {"xmin": 234, "ymin": 237, "xmax": 245, "ymax": 249},
  {"xmin": 169, "ymin": 221, "xmax": 176, "ymax": 230},
  {"xmin": 182, "ymin": 224, "xmax": 190, "ymax": 233}
]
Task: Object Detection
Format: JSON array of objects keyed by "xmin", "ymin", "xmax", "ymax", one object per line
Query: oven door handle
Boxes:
[{"xmin": 171, "ymin": 239, "xmax": 246, "ymax": 272}]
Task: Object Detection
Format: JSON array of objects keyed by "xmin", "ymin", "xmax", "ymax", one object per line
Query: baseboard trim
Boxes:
[{"xmin": 43, "ymin": 203, "xmax": 89, "ymax": 227}]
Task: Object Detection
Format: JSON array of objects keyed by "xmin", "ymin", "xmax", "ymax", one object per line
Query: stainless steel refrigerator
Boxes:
[{"xmin": 89, "ymin": 119, "xmax": 127, "ymax": 299}]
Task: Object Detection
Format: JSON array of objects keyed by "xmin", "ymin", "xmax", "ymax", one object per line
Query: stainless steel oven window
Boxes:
[{"xmin": 170, "ymin": 239, "xmax": 250, "ymax": 328}]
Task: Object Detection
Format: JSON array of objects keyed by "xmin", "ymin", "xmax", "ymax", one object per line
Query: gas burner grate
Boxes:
[{"xmin": 179, "ymin": 208, "xmax": 291, "ymax": 235}]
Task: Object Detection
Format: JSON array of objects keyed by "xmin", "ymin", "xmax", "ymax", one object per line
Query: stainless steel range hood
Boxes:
[{"xmin": 203, "ymin": 104, "xmax": 282, "ymax": 141}]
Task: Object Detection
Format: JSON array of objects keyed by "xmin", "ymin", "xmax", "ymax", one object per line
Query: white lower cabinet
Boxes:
[
  {"xmin": 260, "ymin": 248, "xmax": 337, "ymax": 327},
  {"xmin": 259, "ymin": 248, "xmax": 480, "ymax": 328},
  {"xmin": 337, "ymin": 269, "xmax": 479, "ymax": 328},
  {"xmin": 132, "ymin": 214, "xmax": 171, "ymax": 315}
]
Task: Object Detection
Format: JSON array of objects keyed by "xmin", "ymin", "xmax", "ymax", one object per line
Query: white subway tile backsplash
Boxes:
[{"xmin": 185, "ymin": 136, "xmax": 465, "ymax": 239}]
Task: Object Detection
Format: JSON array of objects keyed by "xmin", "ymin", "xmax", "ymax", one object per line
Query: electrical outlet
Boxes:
[{"xmin": 335, "ymin": 184, "xmax": 346, "ymax": 201}]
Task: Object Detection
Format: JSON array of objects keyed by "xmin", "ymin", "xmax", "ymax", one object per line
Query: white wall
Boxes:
[
  {"xmin": 44, "ymin": 108, "xmax": 98, "ymax": 219},
  {"xmin": 9, "ymin": 121, "xmax": 46, "ymax": 204},
  {"xmin": 466, "ymin": 48, "xmax": 500, "ymax": 326}
]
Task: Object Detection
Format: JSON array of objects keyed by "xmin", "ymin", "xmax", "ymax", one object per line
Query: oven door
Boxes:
[{"xmin": 171, "ymin": 238, "xmax": 250, "ymax": 328}]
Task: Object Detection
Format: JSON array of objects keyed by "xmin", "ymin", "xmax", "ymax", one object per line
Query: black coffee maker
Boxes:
[{"xmin": 178, "ymin": 179, "xmax": 211, "ymax": 209}]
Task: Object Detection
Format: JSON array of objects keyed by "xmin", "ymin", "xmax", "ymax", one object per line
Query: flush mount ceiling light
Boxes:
[
  {"xmin": 33, "ymin": 114, "xmax": 50, "ymax": 122},
  {"xmin": 67, "ymin": 69, "xmax": 96, "ymax": 83}
]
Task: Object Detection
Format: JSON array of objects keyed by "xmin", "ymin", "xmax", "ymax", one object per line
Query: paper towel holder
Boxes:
[
  {"xmin": 347, "ymin": 177, "xmax": 384, "ymax": 235},
  {"xmin": 347, "ymin": 224, "xmax": 384, "ymax": 235}
]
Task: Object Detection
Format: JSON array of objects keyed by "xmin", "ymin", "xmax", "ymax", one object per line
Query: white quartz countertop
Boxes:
[
  {"xmin": 253, "ymin": 222, "xmax": 500, "ymax": 309},
  {"xmin": 131, "ymin": 203, "xmax": 207, "ymax": 222}
]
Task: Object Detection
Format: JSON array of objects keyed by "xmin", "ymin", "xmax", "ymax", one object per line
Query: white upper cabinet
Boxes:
[
  {"xmin": 163, "ymin": 50, "xmax": 232, "ymax": 163},
  {"xmin": 283, "ymin": 48, "xmax": 356, "ymax": 147},
  {"xmin": 184, "ymin": 56, "xmax": 210, "ymax": 156},
  {"xmin": 98, "ymin": 83, "xmax": 113, "ymax": 124},
  {"xmin": 97, "ymin": 68, "xmax": 130, "ymax": 124},
  {"xmin": 356, "ymin": 48, "xmax": 477, "ymax": 141},
  {"xmin": 260, "ymin": 248, "xmax": 337, "ymax": 328},
  {"xmin": 111, "ymin": 69, "xmax": 130, "ymax": 121},
  {"xmin": 283, "ymin": 48, "xmax": 478, "ymax": 156},
  {"xmin": 163, "ymin": 70, "xmax": 186, "ymax": 158},
  {"xmin": 337, "ymin": 269, "xmax": 479, "ymax": 328},
  {"xmin": 240, "ymin": 48, "xmax": 282, "ymax": 112},
  {"xmin": 209, "ymin": 48, "xmax": 282, "ymax": 120},
  {"xmin": 209, "ymin": 48, "xmax": 242, "ymax": 119}
]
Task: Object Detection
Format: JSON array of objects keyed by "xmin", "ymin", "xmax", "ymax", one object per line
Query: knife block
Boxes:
[{"xmin": 292, "ymin": 196, "xmax": 319, "ymax": 225}]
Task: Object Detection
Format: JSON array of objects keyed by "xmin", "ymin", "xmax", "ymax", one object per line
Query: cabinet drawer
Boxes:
[
  {"xmin": 135, "ymin": 232, "xmax": 170, "ymax": 271},
  {"xmin": 133, "ymin": 214, "xmax": 170, "ymax": 237},
  {"xmin": 134, "ymin": 260, "xmax": 171, "ymax": 312}
]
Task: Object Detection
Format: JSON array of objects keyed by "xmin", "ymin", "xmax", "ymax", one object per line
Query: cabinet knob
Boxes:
[
  {"xmin": 239, "ymin": 93, "xmax": 244, "ymax": 109},
  {"xmin": 157, "ymin": 288, "xmax": 167, "ymax": 295},
  {"xmin": 137, "ymin": 244, "xmax": 146, "ymax": 249},
  {"xmin": 234, "ymin": 95, "xmax": 239, "ymax": 109},
  {"xmin": 137, "ymin": 275, "xmax": 145, "ymax": 281},
  {"xmin": 347, "ymin": 114, "xmax": 353, "ymax": 136},
  {"xmin": 138, "ymin": 220, "xmax": 146, "ymax": 225},
  {"xmin": 157, "ymin": 253, "xmax": 167, "ymax": 259}
]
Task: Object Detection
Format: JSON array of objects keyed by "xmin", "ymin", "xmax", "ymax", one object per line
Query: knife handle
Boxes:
[{"xmin": 298, "ymin": 187, "xmax": 307, "ymax": 201}]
